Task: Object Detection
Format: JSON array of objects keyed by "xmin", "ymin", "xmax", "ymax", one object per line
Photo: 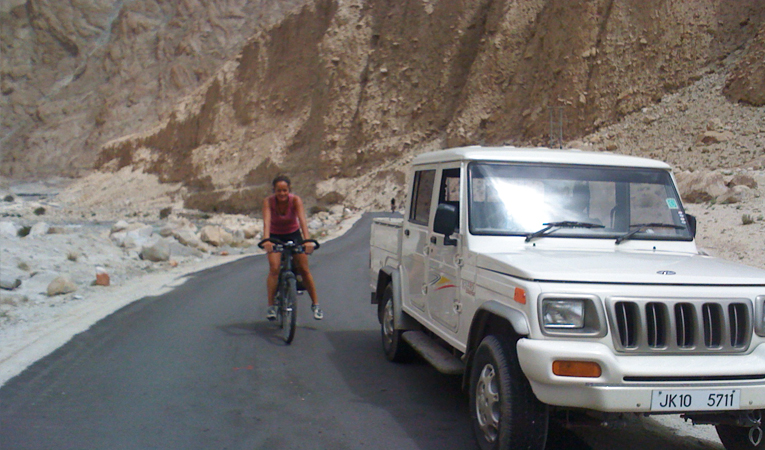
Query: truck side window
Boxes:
[
  {"xmin": 438, "ymin": 168, "xmax": 460, "ymax": 230},
  {"xmin": 409, "ymin": 169, "xmax": 436, "ymax": 225}
]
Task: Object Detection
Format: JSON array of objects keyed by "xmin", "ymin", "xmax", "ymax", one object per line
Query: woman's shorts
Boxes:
[{"xmin": 269, "ymin": 230, "xmax": 303, "ymax": 244}]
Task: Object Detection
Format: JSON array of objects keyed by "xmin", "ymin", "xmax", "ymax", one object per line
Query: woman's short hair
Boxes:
[{"xmin": 272, "ymin": 175, "xmax": 291, "ymax": 188}]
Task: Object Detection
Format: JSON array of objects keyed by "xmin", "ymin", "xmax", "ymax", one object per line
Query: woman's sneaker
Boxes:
[
  {"xmin": 311, "ymin": 304, "xmax": 324, "ymax": 320},
  {"xmin": 266, "ymin": 306, "xmax": 277, "ymax": 321}
]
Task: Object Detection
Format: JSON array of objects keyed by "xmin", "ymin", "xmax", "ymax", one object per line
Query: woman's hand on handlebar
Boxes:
[
  {"xmin": 302, "ymin": 239, "xmax": 320, "ymax": 255},
  {"xmin": 257, "ymin": 237, "xmax": 277, "ymax": 253}
]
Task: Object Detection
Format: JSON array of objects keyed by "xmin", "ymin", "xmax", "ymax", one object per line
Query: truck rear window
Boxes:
[{"xmin": 409, "ymin": 169, "xmax": 436, "ymax": 225}]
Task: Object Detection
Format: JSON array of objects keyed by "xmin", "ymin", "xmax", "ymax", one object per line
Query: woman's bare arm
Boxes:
[
  {"xmin": 293, "ymin": 195, "xmax": 314, "ymax": 254},
  {"xmin": 262, "ymin": 196, "xmax": 273, "ymax": 252}
]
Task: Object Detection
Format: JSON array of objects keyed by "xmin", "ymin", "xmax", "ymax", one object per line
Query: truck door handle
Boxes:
[
  {"xmin": 404, "ymin": 229, "xmax": 410, "ymax": 236},
  {"xmin": 430, "ymin": 236, "xmax": 437, "ymax": 244}
]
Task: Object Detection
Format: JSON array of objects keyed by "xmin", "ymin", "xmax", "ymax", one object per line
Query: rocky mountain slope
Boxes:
[
  {"xmin": 2, "ymin": 0, "xmax": 764, "ymax": 215},
  {"xmin": 1, "ymin": 0, "xmax": 307, "ymax": 178}
]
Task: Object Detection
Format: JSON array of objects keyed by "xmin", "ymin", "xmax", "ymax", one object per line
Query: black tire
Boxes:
[
  {"xmin": 281, "ymin": 276, "xmax": 297, "ymax": 344},
  {"xmin": 380, "ymin": 284, "xmax": 414, "ymax": 362},
  {"xmin": 469, "ymin": 335, "xmax": 548, "ymax": 450},
  {"xmin": 717, "ymin": 421, "xmax": 765, "ymax": 450}
]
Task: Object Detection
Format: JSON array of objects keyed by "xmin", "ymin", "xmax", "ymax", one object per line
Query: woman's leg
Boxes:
[
  {"xmin": 267, "ymin": 252, "xmax": 281, "ymax": 306},
  {"xmin": 293, "ymin": 253, "xmax": 318, "ymax": 305}
]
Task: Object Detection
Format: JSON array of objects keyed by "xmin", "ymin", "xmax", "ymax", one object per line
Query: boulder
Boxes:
[
  {"xmin": 200, "ymin": 225, "xmax": 231, "ymax": 247},
  {"xmin": 109, "ymin": 230, "xmax": 127, "ymax": 247},
  {"xmin": 111, "ymin": 220, "xmax": 129, "ymax": 233},
  {"xmin": 220, "ymin": 228, "xmax": 234, "ymax": 245},
  {"xmin": 47, "ymin": 275, "xmax": 77, "ymax": 296},
  {"xmin": 174, "ymin": 229, "xmax": 204, "ymax": 249},
  {"xmin": 141, "ymin": 238, "xmax": 171, "ymax": 262},
  {"xmin": 728, "ymin": 173, "xmax": 758, "ymax": 189},
  {"xmin": 241, "ymin": 223, "xmax": 261, "ymax": 239},
  {"xmin": 675, "ymin": 171, "xmax": 729, "ymax": 203},
  {"xmin": 0, "ymin": 276, "xmax": 21, "ymax": 290},
  {"xmin": 0, "ymin": 221, "xmax": 19, "ymax": 237},
  {"xmin": 717, "ymin": 185, "xmax": 752, "ymax": 205},
  {"xmin": 168, "ymin": 240, "xmax": 204, "ymax": 258},
  {"xmin": 123, "ymin": 225, "xmax": 154, "ymax": 248},
  {"xmin": 158, "ymin": 224, "xmax": 175, "ymax": 237},
  {"xmin": 29, "ymin": 221, "xmax": 50, "ymax": 236}
]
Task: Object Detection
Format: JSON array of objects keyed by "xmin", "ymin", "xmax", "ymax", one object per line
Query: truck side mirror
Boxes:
[
  {"xmin": 686, "ymin": 213, "xmax": 696, "ymax": 238},
  {"xmin": 434, "ymin": 203, "xmax": 458, "ymax": 246}
]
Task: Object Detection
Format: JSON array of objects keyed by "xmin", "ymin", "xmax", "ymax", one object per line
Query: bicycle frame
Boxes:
[{"xmin": 258, "ymin": 237, "xmax": 320, "ymax": 343}]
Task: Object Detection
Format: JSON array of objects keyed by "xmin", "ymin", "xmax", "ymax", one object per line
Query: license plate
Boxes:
[{"xmin": 651, "ymin": 389, "xmax": 740, "ymax": 411}]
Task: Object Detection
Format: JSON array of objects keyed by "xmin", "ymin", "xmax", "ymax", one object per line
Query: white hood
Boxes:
[{"xmin": 477, "ymin": 249, "xmax": 765, "ymax": 286}]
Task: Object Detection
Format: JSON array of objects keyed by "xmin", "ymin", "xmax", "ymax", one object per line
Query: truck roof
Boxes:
[{"xmin": 412, "ymin": 146, "xmax": 672, "ymax": 170}]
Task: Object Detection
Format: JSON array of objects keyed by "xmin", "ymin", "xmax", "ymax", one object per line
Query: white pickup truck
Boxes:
[{"xmin": 369, "ymin": 146, "xmax": 765, "ymax": 450}]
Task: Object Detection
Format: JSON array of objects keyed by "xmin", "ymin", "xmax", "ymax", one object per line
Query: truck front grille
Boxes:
[{"xmin": 610, "ymin": 298, "xmax": 752, "ymax": 354}]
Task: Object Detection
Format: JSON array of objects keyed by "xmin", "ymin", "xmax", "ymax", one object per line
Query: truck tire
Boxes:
[
  {"xmin": 380, "ymin": 284, "xmax": 414, "ymax": 362},
  {"xmin": 717, "ymin": 422, "xmax": 765, "ymax": 450},
  {"xmin": 469, "ymin": 335, "xmax": 548, "ymax": 450}
]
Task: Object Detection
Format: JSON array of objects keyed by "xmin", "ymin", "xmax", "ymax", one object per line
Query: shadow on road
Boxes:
[{"xmin": 322, "ymin": 329, "xmax": 597, "ymax": 450}]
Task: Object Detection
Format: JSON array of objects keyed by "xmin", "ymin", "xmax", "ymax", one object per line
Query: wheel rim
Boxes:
[
  {"xmin": 475, "ymin": 363, "xmax": 500, "ymax": 443},
  {"xmin": 383, "ymin": 300, "xmax": 395, "ymax": 349}
]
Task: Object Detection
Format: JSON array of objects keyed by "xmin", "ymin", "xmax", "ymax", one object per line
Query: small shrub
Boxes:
[
  {"xmin": 67, "ymin": 251, "xmax": 79, "ymax": 262},
  {"xmin": 159, "ymin": 207, "xmax": 172, "ymax": 220},
  {"xmin": 17, "ymin": 261, "xmax": 30, "ymax": 271},
  {"xmin": 17, "ymin": 226, "xmax": 31, "ymax": 237},
  {"xmin": 33, "ymin": 207, "xmax": 46, "ymax": 215},
  {"xmin": 3, "ymin": 195, "xmax": 13, "ymax": 202},
  {"xmin": 742, "ymin": 214, "xmax": 755, "ymax": 225}
]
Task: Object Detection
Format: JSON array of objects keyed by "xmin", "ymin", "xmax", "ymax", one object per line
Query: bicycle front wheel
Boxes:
[{"xmin": 281, "ymin": 276, "xmax": 298, "ymax": 344}]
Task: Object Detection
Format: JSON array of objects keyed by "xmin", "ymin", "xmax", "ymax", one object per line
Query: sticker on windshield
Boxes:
[{"xmin": 666, "ymin": 198, "xmax": 678, "ymax": 209}]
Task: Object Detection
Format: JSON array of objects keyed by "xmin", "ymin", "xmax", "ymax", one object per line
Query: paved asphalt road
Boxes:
[{"xmin": 0, "ymin": 213, "xmax": 725, "ymax": 450}]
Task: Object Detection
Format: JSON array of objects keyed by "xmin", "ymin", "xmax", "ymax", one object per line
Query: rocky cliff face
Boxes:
[
  {"xmin": 3, "ymin": 0, "xmax": 764, "ymax": 214},
  {"xmin": 0, "ymin": 0, "xmax": 307, "ymax": 178}
]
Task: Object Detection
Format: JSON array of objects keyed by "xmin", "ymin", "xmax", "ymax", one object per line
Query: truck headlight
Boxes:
[{"xmin": 543, "ymin": 299, "xmax": 585, "ymax": 329}]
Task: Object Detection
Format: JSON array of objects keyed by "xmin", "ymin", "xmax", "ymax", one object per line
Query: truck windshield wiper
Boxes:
[
  {"xmin": 525, "ymin": 221, "xmax": 605, "ymax": 243},
  {"xmin": 615, "ymin": 223, "xmax": 686, "ymax": 245}
]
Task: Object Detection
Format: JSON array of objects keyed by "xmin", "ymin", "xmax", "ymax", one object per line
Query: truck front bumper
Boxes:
[{"xmin": 516, "ymin": 339, "xmax": 765, "ymax": 413}]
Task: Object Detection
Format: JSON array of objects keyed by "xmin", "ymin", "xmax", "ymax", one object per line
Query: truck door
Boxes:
[
  {"xmin": 401, "ymin": 168, "xmax": 436, "ymax": 312},
  {"xmin": 427, "ymin": 167, "xmax": 462, "ymax": 332}
]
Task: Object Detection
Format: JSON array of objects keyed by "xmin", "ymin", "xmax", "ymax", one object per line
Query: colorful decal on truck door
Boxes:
[{"xmin": 428, "ymin": 274, "xmax": 457, "ymax": 291}]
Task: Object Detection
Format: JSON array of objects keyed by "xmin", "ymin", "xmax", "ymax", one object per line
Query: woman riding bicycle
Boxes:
[{"xmin": 262, "ymin": 175, "xmax": 323, "ymax": 320}]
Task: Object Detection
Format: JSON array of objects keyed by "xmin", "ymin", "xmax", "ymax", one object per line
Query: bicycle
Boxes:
[{"xmin": 258, "ymin": 237, "xmax": 320, "ymax": 344}]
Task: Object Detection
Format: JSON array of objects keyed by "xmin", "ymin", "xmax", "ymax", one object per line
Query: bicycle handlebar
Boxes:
[{"xmin": 257, "ymin": 237, "xmax": 320, "ymax": 251}]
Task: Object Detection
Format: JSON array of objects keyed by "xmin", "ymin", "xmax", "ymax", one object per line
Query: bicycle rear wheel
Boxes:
[{"xmin": 281, "ymin": 276, "xmax": 298, "ymax": 343}]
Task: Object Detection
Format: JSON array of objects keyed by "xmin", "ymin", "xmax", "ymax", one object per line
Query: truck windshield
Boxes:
[{"xmin": 468, "ymin": 162, "xmax": 693, "ymax": 241}]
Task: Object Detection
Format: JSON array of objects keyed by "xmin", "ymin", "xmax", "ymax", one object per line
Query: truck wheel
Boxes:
[
  {"xmin": 380, "ymin": 285, "xmax": 413, "ymax": 362},
  {"xmin": 717, "ymin": 422, "xmax": 765, "ymax": 450},
  {"xmin": 469, "ymin": 335, "xmax": 548, "ymax": 450}
]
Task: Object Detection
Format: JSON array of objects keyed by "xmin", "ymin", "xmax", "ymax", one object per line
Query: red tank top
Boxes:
[{"xmin": 269, "ymin": 194, "xmax": 300, "ymax": 235}]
